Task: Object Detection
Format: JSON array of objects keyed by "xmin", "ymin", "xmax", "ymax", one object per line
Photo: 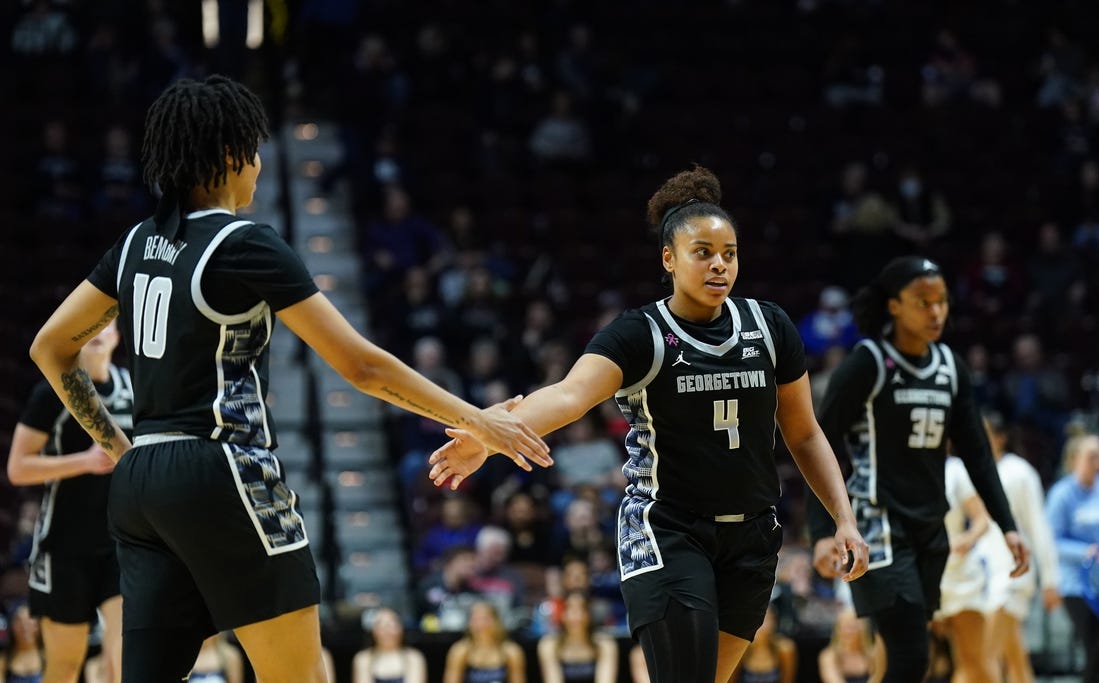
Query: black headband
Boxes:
[
  {"xmin": 877, "ymin": 256, "xmax": 942, "ymax": 297},
  {"xmin": 659, "ymin": 198, "xmax": 699, "ymax": 242}
]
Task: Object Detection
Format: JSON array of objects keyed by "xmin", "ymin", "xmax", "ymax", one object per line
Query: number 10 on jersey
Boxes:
[
  {"xmin": 132, "ymin": 273, "xmax": 172, "ymax": 359},
  {"xmin": 714, "ymin": 399, "xmax": 740, "ymax": 449}
]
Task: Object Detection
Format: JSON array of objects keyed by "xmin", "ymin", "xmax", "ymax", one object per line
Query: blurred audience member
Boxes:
[
  {"xmin": 442, "ymin": 601, "xmax": 525, "ymax": 683},
  {"xmin": 352, "ymin": 607, "xmax": 428, "ymax": 683},
  {"xmin": 798, "ymin": 287, "xmax": 860, "ymax": 358},
  {"xmin": 537, "ymin": 592, "xmax": 618, "ymax": 683}
]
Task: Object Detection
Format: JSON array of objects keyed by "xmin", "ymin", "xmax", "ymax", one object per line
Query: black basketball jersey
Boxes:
[
  {"xmin": 586, "ymin": 297, "xmax": 807, "ymax": 517},
  {"xmin": 817, "ymin": 338, "xmax": 1014, "ymax": 531},
  {"xmin": 19, "ymin": 365, "xmax": 134, "ymax": 556},
  {"xmin": 841, "ymin": 339, "xmax": 961, "ymax": 520},
  {"xmin": 87, "ymin": 210, "xmax": 317, "ymax": 447}
]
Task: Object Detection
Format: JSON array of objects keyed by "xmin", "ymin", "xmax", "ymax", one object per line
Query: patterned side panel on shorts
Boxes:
[
  {"xmin": 854, "ymin": 498, "xmax": 894, "ymax": 570},
  {"xmin": 223, "ymin": 443, "xmax": 308, "ymax": 555},
  {"xmin": 618, "ymin": 496, "xmax": 664, "ymax": 580}
]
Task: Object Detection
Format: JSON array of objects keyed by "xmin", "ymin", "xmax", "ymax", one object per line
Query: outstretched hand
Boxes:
[{"xmin": 428, "ymin": 395, "xmax": 552, "ymax": 490}]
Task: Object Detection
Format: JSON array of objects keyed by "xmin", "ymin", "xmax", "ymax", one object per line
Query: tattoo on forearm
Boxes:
[
  {"xmin": 60, "ymin": 368, "xmax": 117, "ymax": 451},
  {"xmin": 71, "ymin": 304, "xmax": 119, "ymax": 343},
  {"xmin": 379, "ymin": 386, "xmax": 470, "ymax": 427}
]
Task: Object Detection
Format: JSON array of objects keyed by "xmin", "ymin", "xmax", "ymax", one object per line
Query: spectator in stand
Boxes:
[
  {"xmin": 817, "ymin": 608, "xmax": 878, "ymax": 683},
  {"xmin": 11, "ymin": 0, "xmax": 77, "ymax": 57},
  {"xmin": 91, "ymin": 124, "xmax": 149, "ymax": 219},
  {"xmin": 549, "ymin": 498, "xmax": 607, "ymax": 567},
  {"xmin": 826, "ymin": 162, "xmax": 900, "ymax": 288},
  {"xmin": 958, "ymin": 232, "xmax": 1025, "ymax": 320},
  {"xmin": 733, "ymin": 604, "xmax": 797, "ymax": 683},
  {"xmin": 498, "ymin": 491, "xmax": 553, "ymax": 567},
  {"xmin": 4, "ymin": 600, "xmax": 44, "ymax": 683},
  {"xmin": 450, "ymin": 267, "xmax": 509, "ymax": 354},
  {"xmin": 417, "ymin": 545, "xmax": 482, "ymax": 632},
  {"xmin": 921, "ymin": 29, "xmax": 1001, "ymax": 108},
  {"xmin": 965, "ymin": 343, "xmax": 1005, "ymax": 413},
  {"xmin": 529, "ymin": 91, "xmax": 592, "ymax": 166},
  {"xmin": 414, "ymin": 495, "xmax": 483, "ymax": 573},
  {"xmin": 352, "ymin": 607, "xmax": 428, "ymax": 683},
  {"xmin": 798, "ymin": 286, "xmax": 860, "ymax": 359},
  {"xmin": 442, "ymin": 601, "xmax": 525, "ymax": 683},
  {"xmin": 537, "ymin": 591, "xmax": 618, "ymax": 683},
  {"xmin": 470, "ymin": 526, "xmax": 525, "ymax": 619},
  {"xmin": 189, "ymin": 633, "xmax": 244, "ymax": 683},
  {"xmin": 465, "ymin": 338, "xmax": 509, "ymax": 409},
  {"xmin": 1027, "ymin": 222, "xmax": 1087, "ymax": 328},
  {"xmin": 1046, "ymin": 433, "xmax": 1099, "ymax": 683},
  {"xmin": 33, "ymin": 119, "xmax": 83, "ymax": 220},
  {"xmin": 550, "ymin": 411, "xmax": 621, "ymax": 493},
  {"xmin": 1002, "ymin": 334, "xmax": 1071, "ymax": 446},
  {"xmin": 810, "ymin": 346, "xmax": 848, "ymax": 411},
  {"xmin": 361, "ymin": 187, "xmax": 447, "ymax": 297},
  {"xmin": 822, "ymin": 35, "xmax": 885, "ymax": 109},
  {"xmin": 890, "ymin": 165, "xmax": 952, "ymax": 250},
  {"xmin": 1035, "ymin": 28, "xmax": 1087, "ymax": 110},
  {"xmin": 1054, "ymin": 99, "xmax": 1093, "ymax": 175},
  {"xmin": 555, "ymin": 24, "xmax": 597, "ymax": 100},
  {"xmin": 376, "ymin": 266, "xmax": 449, "ymax": 351}
]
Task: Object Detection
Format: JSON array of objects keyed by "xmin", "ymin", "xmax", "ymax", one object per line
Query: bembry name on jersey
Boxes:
[
  {"xmin": 143, "ymin": 235, "xmax": 188, "ymax": 265},
  {"xmin": 892, "ymin": 388, "xmax": 951, "ymax": 406},
  {"xmin": 676, "ymin": 369, "xmax": 767, "ymax": 393}
]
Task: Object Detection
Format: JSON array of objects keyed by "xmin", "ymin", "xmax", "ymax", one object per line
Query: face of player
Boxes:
[
  {"xmin": 234, "ymin": 151, "xmax": 261, "ymax": 208},
  {"xmin": 888, "ymin": 275, "xmax": 948, "ymax": 352},
  {"xmin": 663, "ymin": 215, "xmax": 738, "ymax": 322}
]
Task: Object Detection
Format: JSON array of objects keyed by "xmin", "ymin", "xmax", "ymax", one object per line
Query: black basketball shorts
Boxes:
[
  {"xmin": 616, "ymin": 497, "xmax": 782, "ymax": 641},
  {"xmin": 108, "ymin": 438, "xmax": 320, "ymax": 634},
  {"xmin": 28, "ymin": 548, "xmax": 120, "ymax": 624},
  {"xmin": 848, "ymin": 500, "xmax": 950, "ymax": 620}
]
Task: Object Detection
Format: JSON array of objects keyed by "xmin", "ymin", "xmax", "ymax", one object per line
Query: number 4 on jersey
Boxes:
[
  {"xmin": 714, "ymin": 399, "xmax": 740, "ymax": 449},
  {"xmin": 132, "ymin": 273, "xmax": 172, "ymax": 359}
]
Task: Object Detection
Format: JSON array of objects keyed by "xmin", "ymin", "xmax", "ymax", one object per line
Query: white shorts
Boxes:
[{"xmin": 937, "ymin": 533, "xmax": 1011, "ymax": 619}]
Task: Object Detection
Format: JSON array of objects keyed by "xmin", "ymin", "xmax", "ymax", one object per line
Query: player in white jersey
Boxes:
[
  {"xmin": 980, "ymin": 414, "xmax": 1060, "ymax": 683},
  {"xmin": 936, "ymin": 456, "xmax": 1006, "ymax": 683}
]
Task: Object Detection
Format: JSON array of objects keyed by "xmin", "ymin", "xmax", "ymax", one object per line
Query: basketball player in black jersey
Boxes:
[
  {"xmin": 8, "ymin": 323, "xmax": 130, "ymax": 683},
  {"xmin": 27, "ymin": 75, "xmax": 549, "ymax": 683},
  {"xmin": 807, "ymin": 257, "xmax": 1029, "ymax": 683},
  {"xmin": 428, "ymin": 166, "xmax": 870, "ymax": 683}
]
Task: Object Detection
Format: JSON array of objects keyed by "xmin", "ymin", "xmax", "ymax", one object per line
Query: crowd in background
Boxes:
[{"xmin": 2, "ymin": 0, "xmax": 1099, "ymax": 681}]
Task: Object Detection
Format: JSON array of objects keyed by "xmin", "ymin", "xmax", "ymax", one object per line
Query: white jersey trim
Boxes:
[
  {"xmin": 858, "ymin": 340, "xmax": 887, "ymax": 505},
  {"xmin": 191, "ymin": 220, "xmax": 268, "ymax": 325},
  {"xmin": 938, "ymin": 343, "xmax": 959, "ymax": 396},
  {"xmin": 616, "ymin": 313, "xmax": 665, "ymax": 398},
  {"xmin": 115, "ymin": 222, "xmax": 144, "ymax": 293},
  {"xmin": 745, "ymin": 298, "xmax": 776, "ymax": 367},
  {"xmin": 881, "ymin": 339, "xmax": 941, "ymax": 379},
  {"xmin": 654, "ymin": 298, "xmax": 741, "ymax": 356}
]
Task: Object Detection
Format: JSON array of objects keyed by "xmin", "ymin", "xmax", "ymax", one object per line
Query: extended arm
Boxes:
[
  {"xmin": 429, "ymin": 353, "xmax": 623, "ymax": 489},
  {"xmin": 29, "ymin": 281, "xmax": 131, "ymax": 459},
  {"xmin": 953, "ymin": 493, "xmax": 990, "ymax": 554},
  {"xmin": 7, "ymin": 424, "xmax": 114, "ymax": 486},
  {"xmin": 777, "ymin": 373, "xmax": 868, "ymax": 582},
  {"xmin": 277, "ymin": 292, "xmax": 549, "ymax": 469}
]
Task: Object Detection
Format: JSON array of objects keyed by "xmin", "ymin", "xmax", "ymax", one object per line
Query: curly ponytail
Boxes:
[{"xmin": 646, "ymin": 164, "xmax": 733, "ymax": 248}]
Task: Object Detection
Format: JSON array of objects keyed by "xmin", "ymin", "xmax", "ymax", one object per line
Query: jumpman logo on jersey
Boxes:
[
  {"xmin": 892, "ymin": 372, "xmax": 905, "ymax": 385},
  {"xmin": 672, "ymin": 351, "xmax": 691, "ymax": 367}
]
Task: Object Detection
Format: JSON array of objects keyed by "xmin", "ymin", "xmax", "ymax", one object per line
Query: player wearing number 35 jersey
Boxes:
[
  {"xmin": 807, "ymin": 256, "xmax": 1030, "ymax": 683},
  {"xmin": 427, "ymin": 166, "xmax": 869, "ymax": 683}
]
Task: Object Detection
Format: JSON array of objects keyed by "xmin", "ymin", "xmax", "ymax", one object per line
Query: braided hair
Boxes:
[{"xmin": 141, "ymin": 75, "xmax": 269, "ymax": 238}]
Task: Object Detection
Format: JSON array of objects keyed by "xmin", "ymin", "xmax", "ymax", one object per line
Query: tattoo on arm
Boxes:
[
  {"xmin": 378, "ymin": 386, "xmax": 471, "ymax": 427},
  {"xmin": 71, "ymin": 304, "xmax": 119, "ymax": 343},
  {"xmin": 60, "ymin": 368, "xmax": 117, "ymax": 451}
]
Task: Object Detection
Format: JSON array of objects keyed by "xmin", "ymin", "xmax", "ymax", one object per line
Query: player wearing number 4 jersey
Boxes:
[
  {"xmin": 28, "ymin": 75, "xmax": 548, "ymax": 683},
  {"xmin": 807, "ymin": 257, "xmax": 1030, "ymax": 683},
  {"xmin": 428, "ymin": 166, "xmax": 869, "ymax": 683}
]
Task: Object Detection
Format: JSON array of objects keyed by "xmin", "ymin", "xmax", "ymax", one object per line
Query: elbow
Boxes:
[{"xmin": 7, "ymin": 460, "xmax": 29, "ymax": 487}]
